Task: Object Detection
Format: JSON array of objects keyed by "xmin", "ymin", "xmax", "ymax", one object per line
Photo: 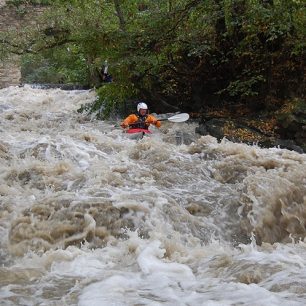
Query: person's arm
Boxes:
[
  {"xmin": 147, "ymin": 115, "xmax": 161, "ymax": 128},
  {"xmin": 120, "ymin": 114, "xmax": 137, "ymax": 128}
]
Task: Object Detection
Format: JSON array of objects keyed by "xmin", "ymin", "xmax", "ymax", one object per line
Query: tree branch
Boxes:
[{"xmin": 0, "ymin": 37, "xmax": 75, "ymax": 55}]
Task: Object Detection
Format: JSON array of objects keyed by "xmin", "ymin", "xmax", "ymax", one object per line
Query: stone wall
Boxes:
[
  {"xmin": 0, "ymin": 60, "xmax": 21, "ymax": 88},
  {"xmin": 0, "ymin": 1, "xmax": 44, "ymax": 88}
]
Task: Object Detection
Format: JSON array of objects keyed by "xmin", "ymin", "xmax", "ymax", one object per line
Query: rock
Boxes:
[
  {"xmin": 276, "ymin": 99, "xmax": 306, "ymax": 152},
  {"xmin": 195, "ymin": 113, "xmax": 305, "ymax": 154},
  {"xmin": 196, "ymin": 118, "xmax": 227, "ymax": 140},
  {"xmin": 275, "ymin": 139, "xmax": 304, "ymax": 153}
]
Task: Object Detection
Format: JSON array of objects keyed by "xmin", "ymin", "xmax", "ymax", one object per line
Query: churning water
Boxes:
[{"xmin": 0, "ymin": 85, "xmax": 306, "ymax": 306}]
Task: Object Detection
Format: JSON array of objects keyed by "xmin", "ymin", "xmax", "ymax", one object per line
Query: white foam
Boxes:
[{"xmin": 1, "ymin": 86, "xmax": 306, "ymax": 306}]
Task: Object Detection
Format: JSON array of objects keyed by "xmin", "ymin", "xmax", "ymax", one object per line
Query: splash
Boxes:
[{"xmin": 1, "ymin": 85, "xmax": 306, "ymax": 305}]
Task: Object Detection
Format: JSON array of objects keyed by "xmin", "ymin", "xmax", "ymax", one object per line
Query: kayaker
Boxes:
[{"xmin": 120, "ymin": 102, "xmax": 161, "ymax": 130}]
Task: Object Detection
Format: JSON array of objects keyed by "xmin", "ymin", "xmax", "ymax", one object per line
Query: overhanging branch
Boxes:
[{"xmin": 0, "ymin": 37, "xmax": 75, "ymax": 56}]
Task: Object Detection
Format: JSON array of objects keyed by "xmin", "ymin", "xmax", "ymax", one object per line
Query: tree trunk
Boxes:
[{"xmin": 113, "ymin": 0, "xmax": 126, "ymax": 32}]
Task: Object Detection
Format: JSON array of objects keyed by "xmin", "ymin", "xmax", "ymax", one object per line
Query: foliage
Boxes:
[
  {"xmin": 21, "ymin": 46, "xmax": 89, "ymax": 84},
  {"xmin": 1, "ymin": 0, "xmax": 305, "ymax": 117},
  {"xmin": 83, "ymin": 81, "xmax": 139, "ymax": 119},
  {"xmin": 6, "ymin": 0, "xmax": 51, "ymax": 6},
  {"xmin": 218, "ymin": 74, "xmax": 266, "ymax": 98}
]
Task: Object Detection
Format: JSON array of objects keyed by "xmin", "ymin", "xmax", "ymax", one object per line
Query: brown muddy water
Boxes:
[{"xmin": 0, "ymin": 85, "xmax": 306, "ymax": 306}]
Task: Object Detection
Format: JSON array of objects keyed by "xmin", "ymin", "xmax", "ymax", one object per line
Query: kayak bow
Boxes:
[
  {"xmin": 125, "ymin": 128, "xmax": 152, "ymax": 140},
  {"xmin": 126, "ymin": 128, "xmax": 152, "ymax": 134}
]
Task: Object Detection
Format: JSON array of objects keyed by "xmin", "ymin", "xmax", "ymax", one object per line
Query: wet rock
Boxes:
[
  {"xmin": 276, "ymin": 99, "xmax": 306, "ymax": 152},
  {"xmin": 196, "ymin": 118, "xmax": 227, "ymax": 140},
  {"xmin": 195, "ymin": 112, "xmax": 305, "ymax": 154},
  {"xmin": 274, "ymin": 139, "xmax": 304, "ymax": 153}
]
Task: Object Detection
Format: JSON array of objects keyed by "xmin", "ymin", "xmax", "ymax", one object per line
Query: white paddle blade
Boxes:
[{"xmin": 167, "ymin": 113, "xmax": 190, "ymax": 122}]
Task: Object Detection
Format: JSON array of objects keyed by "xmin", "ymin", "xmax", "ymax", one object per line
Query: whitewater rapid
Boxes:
[{"xmin": 0, "ymin": 85, "xmax": 306, "ymax": 305}]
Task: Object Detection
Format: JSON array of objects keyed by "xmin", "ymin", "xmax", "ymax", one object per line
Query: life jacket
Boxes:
[{"xmin": 129, "ymin": 114, "xmax": 149, "ymax": 129}]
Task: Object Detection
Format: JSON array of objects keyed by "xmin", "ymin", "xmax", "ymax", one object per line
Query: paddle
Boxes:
[{"xmin": 157, "ymin": 113, "xmax": 189, "ymax": 123}]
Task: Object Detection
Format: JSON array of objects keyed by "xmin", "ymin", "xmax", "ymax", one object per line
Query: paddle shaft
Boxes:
[{"xmin": 116, "ymin": 113, "xmax": 189, "ymax": 127}]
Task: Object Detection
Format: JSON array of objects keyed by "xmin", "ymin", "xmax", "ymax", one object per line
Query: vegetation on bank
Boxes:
[{"xmin": 0, "ymin": 1, "xmax": 305, "ymax": 123}]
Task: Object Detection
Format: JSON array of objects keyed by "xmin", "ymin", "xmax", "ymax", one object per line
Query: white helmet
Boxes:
[{"xmin": 137, "ymin": 102, "xmax": 148, "ymax": 113}]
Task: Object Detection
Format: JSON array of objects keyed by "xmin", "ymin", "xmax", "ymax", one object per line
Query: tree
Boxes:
[{"xmin": 1, "ymin": 0, "xmax": 305, "ymax": 116}]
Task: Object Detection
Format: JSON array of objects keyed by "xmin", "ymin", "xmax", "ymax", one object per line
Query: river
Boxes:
[{"xmin": 0, "ymin": 85, "xmax": 306, "ymax": 306}]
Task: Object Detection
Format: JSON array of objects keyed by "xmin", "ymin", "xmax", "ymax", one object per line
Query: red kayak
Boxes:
[
  {"xmin": 126, "ymin": 128, "xmax": 152, "ymax": 135},
  {"xmin": 125, "ymin": 128, "xmax": 152, "ymax": 140}
]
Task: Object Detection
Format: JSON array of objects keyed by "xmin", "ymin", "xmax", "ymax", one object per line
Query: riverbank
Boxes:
[{"xmin": 194, "ymin": 99, "xmax": 306, "ymax": 153}]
